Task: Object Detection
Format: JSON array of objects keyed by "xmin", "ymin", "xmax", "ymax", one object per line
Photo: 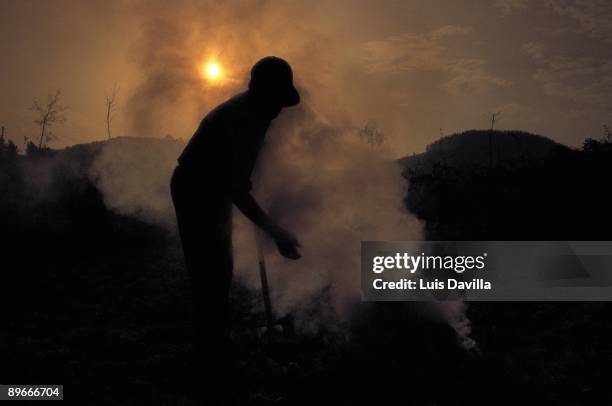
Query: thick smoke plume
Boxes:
[
  {"xmin": 235, "ymin": 106, "xmax": 421, "ymax": 317},
  {"xmin": 89, "ymin": 136, "xmax": 183, "ymax": 227},
  {"xmin": 90, "ymin": 0, "xmax": 475, "ymax": 349}
]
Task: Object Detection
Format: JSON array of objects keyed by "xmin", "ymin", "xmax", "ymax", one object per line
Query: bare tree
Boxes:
[
  {"xmin": 358, "ymin": 119, "xmax": 385, "ymax": 149},
  {"xmin": 490, "ymin": 111, "xmax": 501, "ymax": 130},
  {"xmin": 30, "ymin": 90, "xmax": 67, "ymax": 148},
  {"xmin": 488, "ymin": 111, "xmax": 501, "ymax": 167},
  {"xmin": 105, "ymin": 85, "xmax": 119, "ymax": 140}
]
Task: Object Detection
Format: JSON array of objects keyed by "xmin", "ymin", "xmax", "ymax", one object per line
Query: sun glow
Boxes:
[{"xmin": 200, "ymin": 61, "xmax": 223, "ymax": 83}]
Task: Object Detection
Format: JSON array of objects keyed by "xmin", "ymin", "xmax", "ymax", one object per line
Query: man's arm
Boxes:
[
  {"xmin": 232, "ymin": 191, "xmax": 301, "ymax": 259},
  {"xmin": 232, "ymin": 191, "xmax": 273, "ymax": 231}
]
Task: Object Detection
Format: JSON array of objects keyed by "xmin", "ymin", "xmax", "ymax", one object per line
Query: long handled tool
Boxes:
[
  {"xmin": 255, "ymin": 226, "xmax": 275, "ymax": 335},
  {"xmin": 253, "ymin": 226, "xmax": 294, "ymax": 339}
]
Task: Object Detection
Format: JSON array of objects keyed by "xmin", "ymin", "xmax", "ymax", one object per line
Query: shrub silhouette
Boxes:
[{"xmin": 402, "ymin": 130, "xmax": 612, "ymax": 241}]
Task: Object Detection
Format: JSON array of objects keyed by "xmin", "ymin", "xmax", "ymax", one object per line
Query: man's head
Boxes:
[{"xmin": 248, "ymin": 56, "xmax": 300, "ymax": 117}]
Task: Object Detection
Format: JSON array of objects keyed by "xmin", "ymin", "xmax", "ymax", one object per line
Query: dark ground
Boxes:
[{"xmin": 1, "ymin": 131, "xmax": 611, "ymax": 405}]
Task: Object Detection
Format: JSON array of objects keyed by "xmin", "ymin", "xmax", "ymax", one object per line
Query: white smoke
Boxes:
[
  {"xmin": 87, "ymin": 0, "xmax": 476, "ymax": 350},
  {"xmin": 89, "ymin": 103, "xmax": 476, "ymax": 350},
  {"xmin": 89, "ymin": 136, "xmax": 183, "ymax": 228}
]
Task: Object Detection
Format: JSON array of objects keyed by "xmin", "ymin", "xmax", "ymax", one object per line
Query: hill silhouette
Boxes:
[
  {"xmin": 399, "ymin": 129, "xmax": 570, "ymax": 172},
  {"xmin": 400, "ymin": 129, "xmax": 608, "ymax": 240}
]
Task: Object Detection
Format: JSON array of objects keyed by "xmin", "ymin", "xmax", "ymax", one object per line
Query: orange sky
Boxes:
[{"xmin": 1, "ymin": 0, "xmax": 611, "ymax": 156}]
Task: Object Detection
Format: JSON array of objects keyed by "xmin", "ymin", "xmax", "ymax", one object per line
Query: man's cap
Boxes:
[{"xmin": 249, "ymin": 56, "xmax": 300, "ymax": 107}]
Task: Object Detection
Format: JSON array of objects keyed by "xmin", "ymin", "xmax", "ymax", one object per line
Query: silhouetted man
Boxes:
[{"xmin": 170, "ymin": 56, "xmax": 301, "ymax": 400}]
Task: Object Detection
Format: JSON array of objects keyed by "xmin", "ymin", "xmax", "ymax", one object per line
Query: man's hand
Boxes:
[
  {"xmin": 267, "ymin": 225, "xmax": 301, "ymax": 260},
  {"xmin": 232, "ymin": 192, "xmax": 301, "ymax": 259}
]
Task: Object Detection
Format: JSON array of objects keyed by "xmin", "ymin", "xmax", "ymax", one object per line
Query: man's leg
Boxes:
[
  {"xmin": 181, "ymin": 216, "xmax": 233, "ymax": 403},
  {"xmin": 171, "ymin": 169, "xmax": 234, "ymax": 401}
]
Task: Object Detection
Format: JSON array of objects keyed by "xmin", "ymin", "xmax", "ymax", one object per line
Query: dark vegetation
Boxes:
[
  {"xmin": 402, "ymin": 129, "xmax": 612, "ymax": 240},
  {"xmin": 402, "ymin": 129, "xmax": 612, "ymax": 404},
  {"xmin": 1, "ymin": 130, "xmax": 611, "ymax": 404}
]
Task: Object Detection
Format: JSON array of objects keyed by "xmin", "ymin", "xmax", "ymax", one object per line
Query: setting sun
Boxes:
[{"xmin": 200, "ymin": 61, "xmax": 223, "ymax": 83}]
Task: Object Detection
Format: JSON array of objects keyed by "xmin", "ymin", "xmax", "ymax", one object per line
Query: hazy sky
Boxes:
[{"xmin": 1, "ymin": 0, "xmax": 611, "ymax": 156}]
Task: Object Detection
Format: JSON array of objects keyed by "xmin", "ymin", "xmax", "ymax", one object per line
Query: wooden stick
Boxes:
[{"xmin": 254, "ymin": 227, "xmax": 274, "ymax": 335}]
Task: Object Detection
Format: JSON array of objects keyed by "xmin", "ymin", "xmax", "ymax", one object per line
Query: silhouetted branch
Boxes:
[
  {"xmin": 30, "ymin": 90, "xmax": 67, "ymax": 148},
  {"xmin": 105, "ymin": 85, "xmax": 119, "ymax": 140}
]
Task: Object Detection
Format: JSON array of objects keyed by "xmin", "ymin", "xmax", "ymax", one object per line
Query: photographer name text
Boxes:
[{"xmin": 371, "ymin": 252, "xmax": 492, "ymax": 291}]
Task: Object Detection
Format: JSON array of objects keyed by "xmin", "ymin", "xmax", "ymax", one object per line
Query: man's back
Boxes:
[{"xmin": 178, "ymin": 92, "xmax": 269, "ymax": 195}]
